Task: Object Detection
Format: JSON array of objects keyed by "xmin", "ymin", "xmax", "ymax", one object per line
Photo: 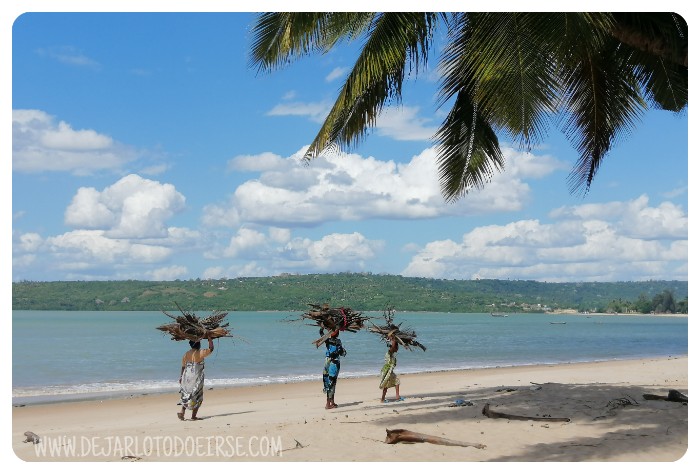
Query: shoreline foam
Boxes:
[{"xmin": 12, "ymin": 352, "xmax": 688, "ymax": 406}]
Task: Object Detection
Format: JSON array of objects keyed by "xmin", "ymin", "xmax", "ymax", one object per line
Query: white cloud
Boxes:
[
  {"xmin": 269, "ymin": 227, "xmax": 291, "ymax": 243},
  {"xmin": 227, "ymin": 152, "xmax": 286, "ymax": 172},
  {"xmin": 202, "ymin": 267, "xmax": 226, "ymax": 280},
  {"xmin": 202, "ymin": 227, "xmax": 384, "ymax": 277},
  {"xmin": 146, "ymin": 265, "xmax": 189, "ymax": 281},
  {"xmin": 44, "ymin": 230, "xmax": 171, "ymax": 264},
  {"xmin": 64, "ymin": 187, "xmax": 115, "ymax": 229},
  {"xmin": 35, "ymin": 46, "xmax": 100, "ymax": 69},
  {"xmin": 267, "ymin": 99, "xmax": 438, "ymax": 142},
  {"xmin": 13, "ymin": 109, "xmax": 137, "ymax": 175},
  {"xmin": 550, "ymin": 195, "xmax": 687, "ymax": 240},
  {"xmin": 202, "ymin": 146, "xmax": 555, "ymax": 229},
  {"xmin": 11, "ymin": 174, "xmax": 204, "ymax": 281},
  {"xmin": 223, "ymin": 228, "xmax": 268, "ymax": 258},
  {"xmin": 303, "ymin": 232, "xmax": 384, "ymax": 270},
  {"xmin": 13, "ymin": 222, "xmax": 204, "ymax": 281},
  {"xmin": 374, "ymin": 106, "xmax": 436, "ymax": 141},
  {"xmin": 64, "ymin": 174, "xmax": 186, "ymax": 239},
  {"xmin": 661, "ymin": 186, "xmax": 687, "ymax": 199},
  {"xmin": 201, "ymin": 199, "xmax": 241, "ymax": 228},
  {"xmin": 266, "ymin": 100, "xmax": 332, "ymax": 123},
  {"xmin": 40, "ymin": 121, "xmax": 113, "ymax": 150},
  {"xmin": 503, "ymin": 147, "xmax": 568, "ymax": 179},
  {"xmin": 17, "ymin": 233, "xmax": 43, "ymax": 252},
  {"xmin": 402, "ymin": 196, "xmax": 688, "ymax": 282},
  {"xmin": 325, "ymin": 66, "xmax": 348, "ymax": 82},
  {"xmin": 206, "ymin": 261, "xmax": 271, "ymax": 278},
  {"xmin": 139, "ymin": 163, "xmax": 170, "ymax": 176}
]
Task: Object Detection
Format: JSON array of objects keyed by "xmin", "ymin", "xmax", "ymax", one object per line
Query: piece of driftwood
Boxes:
[
  {"xmin": 643, "ymin": 389, "xmax": 688, "ymax": 403},
  {"xmin": 384, "ymin": 429, "xmax": 485, "ymax": 449},
  {"xmin": 279, "ymin": 439, "xmax": 306, "ymax": 453},
  {"xmin": 482, "ymin": 403, "xmax": 570, "ymax": 422}
]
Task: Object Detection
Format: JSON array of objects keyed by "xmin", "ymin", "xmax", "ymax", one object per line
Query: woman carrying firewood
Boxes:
[
  {"xmin": 177, "ymin": 334, "xmax": 214, "ymax": 421},
  {"xmin": 380, "ymin": 333, "xmax": 403, "ymax": 403},
  {"xmin": 322, "ymin": 328, "xmax": 346, "ymax": 409}
]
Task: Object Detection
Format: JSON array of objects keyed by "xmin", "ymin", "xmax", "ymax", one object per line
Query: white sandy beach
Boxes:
[{"xmin": 11, "ymin": 356, "xmax": 688, "ymax": 464}]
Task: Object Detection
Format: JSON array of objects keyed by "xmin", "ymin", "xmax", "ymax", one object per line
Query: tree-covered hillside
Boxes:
[{"xmin": 11, "ymin": 273, "xmax": 688, "ymax": 313}]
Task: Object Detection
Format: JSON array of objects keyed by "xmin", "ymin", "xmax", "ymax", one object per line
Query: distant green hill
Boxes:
[{"xmin": 11, "ymin": 273, "xmax": 688, "ymax": 313}]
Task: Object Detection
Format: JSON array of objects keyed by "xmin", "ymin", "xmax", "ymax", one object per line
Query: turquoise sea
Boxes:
[{"xmin": 12, "ymin": 310, "xmax": 688, "ymax": 404}]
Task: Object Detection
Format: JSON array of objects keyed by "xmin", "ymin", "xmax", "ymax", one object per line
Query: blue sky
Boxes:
[{"xmin": 8, "ymin": 9, "xmax": 689, "ymax": 283}]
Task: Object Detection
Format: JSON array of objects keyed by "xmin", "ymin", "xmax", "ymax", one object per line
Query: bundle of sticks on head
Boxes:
[
  {"xmin": 156, "ymin": 302, "xmax": 233, "ymax": 342},
  {"xmin": 369, "ymin": 306, "xmax": 427, "ymax": 351},
  {"xmin": 294, "ymin": 303, "xmax": 371, "ymax": 347}
]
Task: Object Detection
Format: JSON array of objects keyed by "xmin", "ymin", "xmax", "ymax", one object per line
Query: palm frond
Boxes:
[
  {"xmin": 434, "ymin": 90, "xmax": 503, "ymax": 201},
  {"xmin": 559, "ymin": 39, "xmax": 647, "ymax": 195},
  {"xmin": 249, "ymin": 13, "xmax": 374, "ymax": 72},
  {"xmin": 305, "ymin": 12, "xmax": 441, "ymax": 159},
  {"xmin": 460, "ymin": 13, "xmax": 564, "ymax": 147},
  {"xmin": 249, "ymin": 12, "xmax": 686, "ymax": 200}
]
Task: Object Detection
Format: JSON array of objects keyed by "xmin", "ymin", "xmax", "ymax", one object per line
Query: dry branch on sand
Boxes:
[
  {"xmin": 287, "ymin": 303, "xmax": 371, "ymax": 347},
  {"xmin": 368, "ymin": 307, "xmax": 426, "ymax": 351},
  {"xmin": 482, "ymin": 403, "xmax": 571, "ymax": 422},
  {"xmin": 156, "ymin": 303, "xmax": 233, "ymax": 342},
  {"xmin": 384, "ymin": 429, "xmax": 485, "ymax": 449}
]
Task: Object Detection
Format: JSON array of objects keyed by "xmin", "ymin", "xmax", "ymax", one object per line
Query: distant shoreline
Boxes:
[
  {"xmin": 547, "ymin": 309, "xmax": 687, "ymax": 317},
  {"xmin": 12, "ymin": 308, "xmax": 688, "ymax": 317},
  {"xmin": 12, "ymin": 276, "xmax": 688, "ymax": 313}
]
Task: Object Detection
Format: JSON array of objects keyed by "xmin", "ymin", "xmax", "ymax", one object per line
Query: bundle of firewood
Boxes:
[
  {"xmin": 368, "ymin": 307, "xmax": 427, "ymax": 351},
  {"xmin": 156, "ymin": 303, "xmax": 232, "ymax": 342},
  {"xmin": 291, "ymin": 303, "xmax": 371, "ymax": 347}
]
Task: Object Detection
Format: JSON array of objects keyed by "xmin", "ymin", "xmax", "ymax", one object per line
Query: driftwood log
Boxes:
[
  {"xmin": 642, "ymin": 389, "xmax": 688, "ymax": 403},
  {"xmin": 482, "ymin": 403, "xmax": 570, "ymax": 422},
  {"xmin": 384, "ymin": 429, "xmax": 485, "ymax": 449}
]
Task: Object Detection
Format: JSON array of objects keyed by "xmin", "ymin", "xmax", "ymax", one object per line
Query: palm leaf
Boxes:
[
  {"xmin": 459, "ymin": 13, "xmax": 562, "ymax": 147},
  {"xmin": 249, "ymin": 13, "xmax": 374, "ymax": 72},
  {"xmin": 305, "ymin": 12, "xmax": 442, "ymax": 159},
  {"xmin": 434, "ymin": 90, "xmax": 503, "ymax": 201},
  {"xmin": 558, "ymin": 38, "xmax": 646, "ymax": 195},
  {"xmin": 249, "ymin": 12, "xmax": 687, "ymax": 199}
]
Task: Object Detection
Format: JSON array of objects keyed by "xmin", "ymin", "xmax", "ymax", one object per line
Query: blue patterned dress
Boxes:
[{"xmin": 322, "ymin": 336, "xmax": 346, "ymax": 398}]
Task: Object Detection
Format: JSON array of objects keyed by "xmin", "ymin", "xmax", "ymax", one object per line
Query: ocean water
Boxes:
[{"xmin": 12, "ymin": 310, "xmax": 688, "ymax": 404}]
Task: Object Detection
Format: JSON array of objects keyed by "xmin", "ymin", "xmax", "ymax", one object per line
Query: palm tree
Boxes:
[{"xmin": 249, "ymin": 12, "xmax": 687, "ymax": 202}]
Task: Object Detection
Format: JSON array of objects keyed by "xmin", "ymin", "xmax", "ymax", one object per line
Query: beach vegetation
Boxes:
[
  {"xmin": 609, "ymin": 289, "xmax": 686, "ymax": 314},
  {"xmin": 12, "ymin": 273, "xmax": 687, "ymax": 313}
]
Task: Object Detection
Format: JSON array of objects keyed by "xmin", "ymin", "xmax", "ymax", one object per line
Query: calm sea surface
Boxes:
[{"xmin": 12, "ymin": 310, "xmax": 688, "ymax": 404}]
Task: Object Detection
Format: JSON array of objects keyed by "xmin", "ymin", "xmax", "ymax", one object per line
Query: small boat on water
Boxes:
[
  {"xmin": 491, "ymin": 312, "xmax": 508, "ymax": 317},
  {"xmin": 550, "ymin": 321, "xmax": 567, "ymax": 324}
]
